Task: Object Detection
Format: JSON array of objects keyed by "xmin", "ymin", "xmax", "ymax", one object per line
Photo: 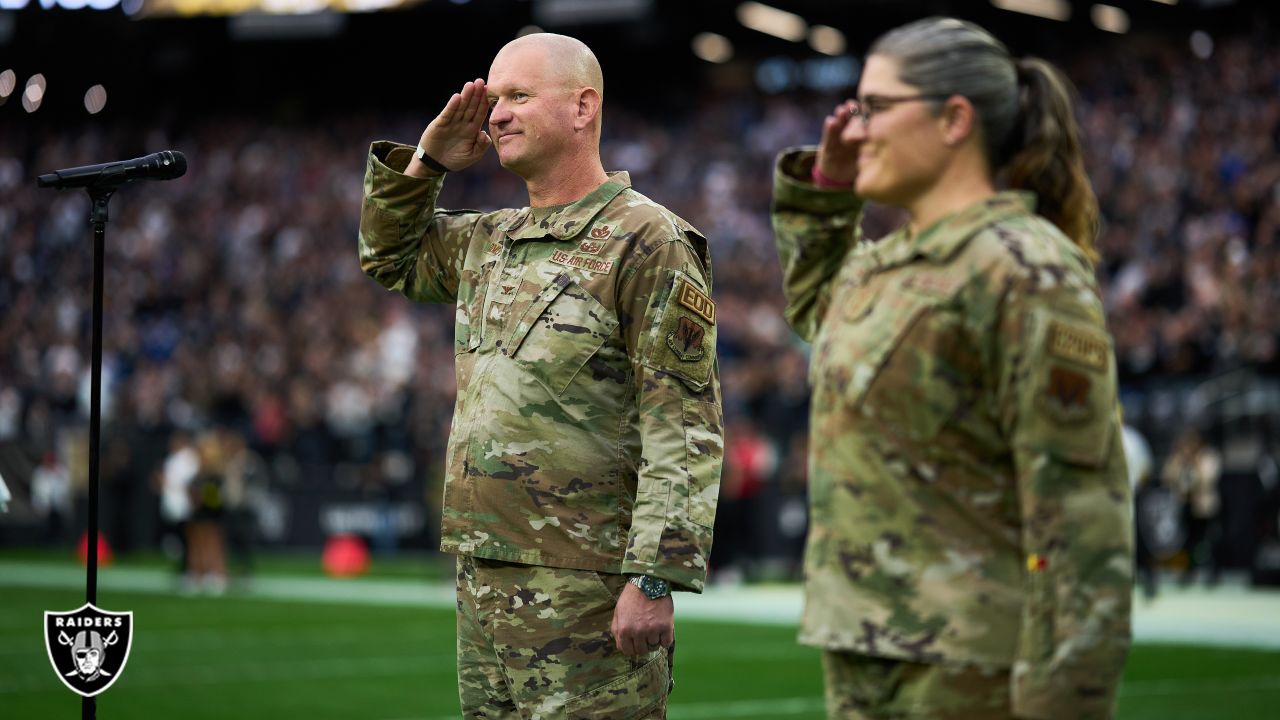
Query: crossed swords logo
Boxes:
[{"xmin": 56, "ymin": 629, "xmax": 119, "ymax": 682}]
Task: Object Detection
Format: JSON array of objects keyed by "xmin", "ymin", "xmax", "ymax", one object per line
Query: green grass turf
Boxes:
[{"xmin": 1, "ymin": 585, "xmax": 1278, "ymax": 719}]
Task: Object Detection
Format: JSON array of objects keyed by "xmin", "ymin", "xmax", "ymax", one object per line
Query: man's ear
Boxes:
[
  {"xmin": 575, "ymin": 87, "xmax": 602, "ymax": 131},
  {"xmin": 940, "ymin": 95, "xmax": 976, "ymax": 147}
]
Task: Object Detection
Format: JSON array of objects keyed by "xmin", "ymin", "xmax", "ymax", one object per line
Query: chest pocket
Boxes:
[
  {"xmin": 818, "ymin": 278, "xmax": 962, "ymax": 442},
  {"xmin": 455, "ymin": 257, "xmax": 496, "ymax": 355},
  {"xmin": 505, "ymin": 271, "xmax": 619, "ymax": 395}
]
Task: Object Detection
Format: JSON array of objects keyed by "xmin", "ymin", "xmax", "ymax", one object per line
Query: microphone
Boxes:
[{"xmin": 37, "ymin": 151, "xmax": 187, "ymax": 190}]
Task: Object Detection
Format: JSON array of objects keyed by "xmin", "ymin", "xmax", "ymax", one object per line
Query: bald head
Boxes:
[
  {"xmin": 485, "ymin": 33, "xmax": 607, "ymax": 183},
  {"xmin": 495, "ymin": 33, "xmax": 603, "ymax": 99}
]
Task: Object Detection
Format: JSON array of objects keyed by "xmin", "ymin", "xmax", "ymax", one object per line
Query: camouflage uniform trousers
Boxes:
[
  {"xmin": 456, "ymin": 555, "xmax": 672, "ymax": 719},
  {"xmin": 822, "ymin": 652, "xmax": 1014, "ymax": 720}
]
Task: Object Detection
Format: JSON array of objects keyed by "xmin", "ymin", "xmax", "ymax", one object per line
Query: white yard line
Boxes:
[{"xmin": 3, "ymin": 561, "xmax": 1279, "ymax": 649}]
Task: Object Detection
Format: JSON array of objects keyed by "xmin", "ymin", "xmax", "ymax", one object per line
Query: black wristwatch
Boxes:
[{"xmin": 627, "ymin": 575, "xmax": 671, "ymax": 600}]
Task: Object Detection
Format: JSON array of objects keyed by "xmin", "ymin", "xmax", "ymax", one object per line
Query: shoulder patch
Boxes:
[
  {"xmin": 667, "ymin": 316, "xmax": 707, "ymax": 362},
  {"xmin": 1043, "ymin": 366, "xmax": 1093, "ymax": 423},
  {"xmin": 1046, "ymin": 320, "xmax": 1108, "ymax": 371},
  {"xmin": 677, "ymin": 280, "xmax": 716, "ymax": 325}
]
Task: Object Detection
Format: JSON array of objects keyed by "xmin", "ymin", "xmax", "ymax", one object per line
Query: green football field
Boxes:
[{"xmin": 3, "ymin": 581, "xmax": 1280, "ymax": 720}]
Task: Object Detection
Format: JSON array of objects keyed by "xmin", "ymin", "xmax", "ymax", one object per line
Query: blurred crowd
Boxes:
[{"xmin": 2, "ymin": 30, "xmax": 1279, "ymax": 582}]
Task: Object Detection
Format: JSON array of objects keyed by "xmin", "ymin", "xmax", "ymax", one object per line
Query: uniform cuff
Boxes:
[{"xmin": 773, "ymin": 146, "xmax": 863, "ymax": 216}]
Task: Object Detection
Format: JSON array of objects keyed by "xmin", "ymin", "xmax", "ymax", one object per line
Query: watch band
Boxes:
[
  {"xmin": 627, "ymin": 574, "xmax": 671, "ymax": 600},
  {"xmin": 414, "ymin": 145, "xmax": 451, "ymax": 174}
]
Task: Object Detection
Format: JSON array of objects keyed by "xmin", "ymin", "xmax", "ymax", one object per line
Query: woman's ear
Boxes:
[{"xmin": 940, "ymin": 95, "xmax": 976, "ymax": 147}]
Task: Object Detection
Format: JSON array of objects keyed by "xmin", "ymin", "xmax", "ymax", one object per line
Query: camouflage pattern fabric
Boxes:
[
  {"xmin": 456, "ymin": 556, "xmax": 670, "ymax": 719},
  {"xmin": 771, "ymin": 148, "xmax": 1133, "ymax": 720},
  {"xmin": 822, "ymin": 651, "xmax": 1011, "ymax": 720},
  {"xmin": 358, "ymin": 141, "xmax": 722, "ymax": 593}
]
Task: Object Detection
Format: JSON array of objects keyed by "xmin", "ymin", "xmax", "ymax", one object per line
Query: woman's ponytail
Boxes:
[{"xmin": 1003, "ymin": 58, "xmax": 1100, "ymax": 264}]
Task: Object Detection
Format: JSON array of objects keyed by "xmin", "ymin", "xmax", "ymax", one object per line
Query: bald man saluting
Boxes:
[{"xmin": 358, "ymin": 34, "xmax": 722, "ymax": 718}]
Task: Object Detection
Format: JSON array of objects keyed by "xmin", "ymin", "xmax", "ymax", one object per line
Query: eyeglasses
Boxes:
[{"xmin": 849, "ymin": 94, "xmax": 952, "ymax": 125}]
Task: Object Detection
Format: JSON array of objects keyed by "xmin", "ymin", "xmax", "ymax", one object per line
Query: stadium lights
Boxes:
[
  {"xmin": 0, "ymin": 0, "xmax": 121, "ymax": 8},
  {"xmin": 990, "ymin": 0, "xmax": 1071, "ymax": 22},
  {"xmin": 737, "ymin": 2, "xmax": 807, "ymax": 43},
  {"xmin": 693, "ymin": 32, "xmax": 734, "ymax": 64},
  {"xmin": 1190, "ymin": 30, "xmax": 1213, "ymax": 59},
  {"xmin": 346, "ymin": 0, "xmax": 404, "ymax": 10},
  {"xmin": 1091, "ymin": 4, "xmax": 1129, "ymax": 33},
  {"xmin": 22, "ymin": 73, "xmax": 45, "ymax": 113},
  {"xmin": 0, "ymin": 69, "xmax": 15, "ymax": 106},
  {"xmin": 85, "ymin": 84, "xmax": 107, "ymax": 114},
  {"xmin": 808, "ymin": 25, "xmax": 846, "ymax": 56}
]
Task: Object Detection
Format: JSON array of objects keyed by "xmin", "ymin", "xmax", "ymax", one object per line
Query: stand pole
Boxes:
[{"xmin": 82, "ymin": 187, "xmax": 113, "ymax": 720}]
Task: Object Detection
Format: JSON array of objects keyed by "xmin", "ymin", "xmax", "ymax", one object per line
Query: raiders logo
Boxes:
[
  {"xmin": 667, "ymin": 316, "xmax": 706, "ymax": 362},
  {"xmin": 45, "ymin": 603, "xmax": 134, "ymax": 698}
]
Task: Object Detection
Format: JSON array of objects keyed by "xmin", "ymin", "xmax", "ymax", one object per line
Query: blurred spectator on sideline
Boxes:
[
  {"xmin": 711, "ymin": 419, "xmax": 776, "ymax": 584},
  {"xmin": 30, "ymin": 451, "xmax": 71, "ymax": 544},
  {"xmin": 1124, "ymin": 424, "xmax": 1160, "ymax": 599},
  {"xmin": 157, "ymin": 431, "xmax": 198, "ymax": 578},
  {"xmin": 221, "ymin": 428, "xmax": 266, "ymax": 583},
  {"xmin": 187, "ymin": 429, "xmax": 229, "ymax": 595},
  {"xmin": 1162, "ymin": 430, "xmax": 1225, "ymax": 586},
  {"xmin": 775, "ymin": 431, "xmax": 810, "ymax": 580}
]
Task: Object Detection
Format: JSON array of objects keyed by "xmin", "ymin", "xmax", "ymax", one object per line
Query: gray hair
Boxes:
[{"xmin": 870, "ymin": 17, "xmax": 1019, "ymax": 165}]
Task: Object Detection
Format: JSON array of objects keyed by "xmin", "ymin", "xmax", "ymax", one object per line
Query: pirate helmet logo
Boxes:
[{"xmin": 44, "ymin": 603, "xmax": 133, "ymax": 697}]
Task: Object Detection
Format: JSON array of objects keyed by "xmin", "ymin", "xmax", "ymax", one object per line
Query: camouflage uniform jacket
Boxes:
[
  {"xmin": 772, "ymin": 148, "xmax": 1133, "ymax": 717},
  {"xmin": 359, "ymin": 142, "xmax": 722, "ymax": 592}
]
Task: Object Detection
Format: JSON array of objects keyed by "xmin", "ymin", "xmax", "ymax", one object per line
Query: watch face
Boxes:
[
  {"xmin": 629, "ymin": 575, "xmax": 669, "ymax": 599},
  {"xmin": 641, "ymin": 576, "xmax": 669, "ymax": 599}
]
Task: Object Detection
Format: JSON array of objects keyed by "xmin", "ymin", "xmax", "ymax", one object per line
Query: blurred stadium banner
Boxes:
[{"xmin": 136, "ymin": 0, "xmax": 425, "ymax": 17}]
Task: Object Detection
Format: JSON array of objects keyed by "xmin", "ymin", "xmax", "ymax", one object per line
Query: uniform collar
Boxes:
[
  {"xmin": 498, "ymin": 171, "xmax": 632, "ymax": 241},
  {"xmin": 871, "ymin": 191, "xmax": 1037, "ymax": 270}
]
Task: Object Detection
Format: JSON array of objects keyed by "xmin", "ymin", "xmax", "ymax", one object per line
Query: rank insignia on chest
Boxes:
[
  {"xmin": 667, "ymin": 316, "xmax": 706, "ymax": 362},
  {"xmin": 577, "ymin": 239, "xmax": 606, "ymax": 255},
  {"xmin": 588, "ymin": 223, "xmax": 614, "ymax": 241}
]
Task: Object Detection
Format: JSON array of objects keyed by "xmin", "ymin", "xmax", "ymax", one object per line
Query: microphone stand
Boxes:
[
  {"xmin": 37, "ymin": 152, "xmax": 185, "ymax": 719},
  {"xmin": 82, "ymin": 184, "xmax": 115, "ymax": 720}
]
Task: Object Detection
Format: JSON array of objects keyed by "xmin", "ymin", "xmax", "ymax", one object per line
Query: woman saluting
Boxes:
[{"xmin": 772, "ymin": 17, "xmax": 1133, "ymax": 720}]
